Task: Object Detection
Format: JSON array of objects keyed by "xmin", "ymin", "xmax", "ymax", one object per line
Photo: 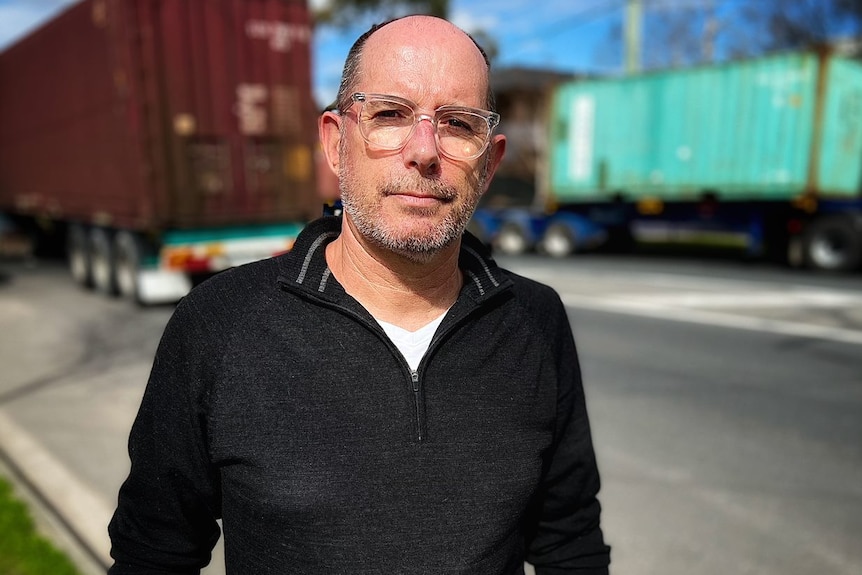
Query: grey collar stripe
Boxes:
[
  {"xmin": 465, "ymin": 270, "xmax": 485, "ymax": 296},
  {"xmin": 319, "ymin": 267, "xmax": 332, "ymax": 292},
  {"xmin": 463, "ymin": 245, "xmax": 500, "ymax": 288},
  {"xmin": 297, "ymin": 231, "xmax": 339, "ymax": 284}
]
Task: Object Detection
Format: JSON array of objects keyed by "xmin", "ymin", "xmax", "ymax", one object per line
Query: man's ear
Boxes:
[
  {"xmin": 481, "ymin": 134, "xmax": 507, "ymax": 194},
  {"xmin": 318, "ymin": 111, "xmax": 342, "ymax": 176}
]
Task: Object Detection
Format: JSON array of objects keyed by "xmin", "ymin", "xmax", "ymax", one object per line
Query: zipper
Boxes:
[
  {"xmin": 410, "ymin": 370, "xmax": 423, "ymax": 442},
  {"xmin": 284, "ymin": 290, "xmax": 428, "ymax": 442},
  {"xmin": 300, "ymin": 294, "xmax": 428, "ymax": 442},
  {"xmin": 407, "ymin": 306, "xmax": 499, "ymax": 443},
  {"xmin": 279, "ymin": 278, "xmax": 508, "ymax": 445}
]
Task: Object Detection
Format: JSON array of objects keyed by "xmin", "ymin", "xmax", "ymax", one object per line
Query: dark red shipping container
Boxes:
[{"xmin": 0, "ymin": 0, "xmax": 319, "ymax": 231}]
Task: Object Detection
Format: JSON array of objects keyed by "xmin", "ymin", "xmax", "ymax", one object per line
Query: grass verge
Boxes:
[{"xmin": 0, "ymin": 475, "xmax": 82, "ymax": 575}]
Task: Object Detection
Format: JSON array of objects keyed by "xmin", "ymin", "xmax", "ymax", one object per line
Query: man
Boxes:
[{"xmin": 109, "ymin": 15, "xmax": 610, "ymax": 574}]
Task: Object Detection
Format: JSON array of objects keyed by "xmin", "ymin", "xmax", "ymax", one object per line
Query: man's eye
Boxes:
[
  {"xmin": 442, "ymin": 115, "xmax": 481, "ymax": 134},
  {"xmin": 445, "ymin": 117, "xmax": 471, "ymax": 130},
  {"xmin": 367, "ymin": 106, "xmax": 412, "ymax": 122}
]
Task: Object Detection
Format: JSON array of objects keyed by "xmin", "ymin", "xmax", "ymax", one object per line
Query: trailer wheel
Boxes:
[
  {"xmin": 803, "ymin": 216, "xmax": 862, "ymax": 272},
  {"xmin": 540, "ymin": 223, "xmax": 575, "ymax": 258},
  {"xmin": 494, "ymin": 223, "xmax": 530, "ymax": 255},
  {"xmin": 67, "ymin": 225, "xmax": 93, "ymax": 288},
  {"xmin": 90, "ymin": 227, "xmax": 118, "ymax": 295},
  {"xmin": 114, "ymin": 231, "xmax": 146, "ymax": 304}
]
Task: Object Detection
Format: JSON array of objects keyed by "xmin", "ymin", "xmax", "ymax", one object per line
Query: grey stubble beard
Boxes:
[{"xmin": 338, "ymin": 139, "xmax": 489, "ymax": 264}]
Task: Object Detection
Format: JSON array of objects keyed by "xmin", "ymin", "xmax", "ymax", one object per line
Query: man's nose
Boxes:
[{"xmin": 402, "ymin": 115, "xmax": 440, "ymax": 174}]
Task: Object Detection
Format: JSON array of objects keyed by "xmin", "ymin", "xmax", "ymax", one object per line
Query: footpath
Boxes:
[
  {"xmin": 0, "ymin": 407, "xmax": 227, "ymax": 575},
  {"xmin": 0, "ymin": 259, "xmax": 228, "ymax": 575}
]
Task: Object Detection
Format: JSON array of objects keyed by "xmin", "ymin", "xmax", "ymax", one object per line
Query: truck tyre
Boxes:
[
  {"xmin": 114, "ymin": 231, "xmax": 144, "ymax": 304},
  {"xmin": 803, "ymin": 216, "xmax": 862, "ymax": 272},
  {"xmin": 540, "ymin": 222, "xmax": 575, "ymax": 258},
  {"xmin": 90, "ymin": 227, "xmax": 118, "ymax": 295},
  {"xmin": 603, "ymin": 225, "xmax": 635, "ymax": 253},
  {"xmin": 67, "ymin": 224, "xmax": 93, "ymax": 288},
  {"xmin": 494, "ymin": 223, "xmax": 530, "ymax": 255}
]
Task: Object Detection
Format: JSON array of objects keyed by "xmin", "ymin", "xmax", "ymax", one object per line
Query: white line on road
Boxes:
[
  {"xmin": 628, "ymin": 291, "xmax": 862, "ymax": 308},
  {"xmin": 518, "ymin": 266, "xmax": 862, "ymax": 296},
  {"xmin": 561, "ymin": 294, "xmax": 862, "ymax": 346},
  {"xmin": 602, "ymin": 447, "xmax": 861, "ymax": 574}
]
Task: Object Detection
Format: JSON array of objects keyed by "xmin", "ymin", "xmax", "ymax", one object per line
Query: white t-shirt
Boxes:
[{"xmin": 375, "ymin": 311, "xmax": 448, "ymax": 371}]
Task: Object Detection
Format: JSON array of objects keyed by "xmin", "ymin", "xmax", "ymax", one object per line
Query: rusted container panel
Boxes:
[
  {"xmin": 0, "ymin": 0, "xmax": 318, "ymax": 231},
  {"xmin": 0, "ymin": 1, "xmax": 130, "ymax": 223}
]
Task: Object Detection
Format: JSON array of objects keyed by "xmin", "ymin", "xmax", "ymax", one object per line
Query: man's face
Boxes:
[
  {"xmin": 333, "ymin": 20, "xmax": 505, "ymax": 263},
  {"xmin": 338, "ymin": 122, "xmax": 490, "ymax": 263}
]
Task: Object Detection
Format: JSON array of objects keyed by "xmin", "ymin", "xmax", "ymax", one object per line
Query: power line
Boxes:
[{"xmin": 503, "ymin": 0, "xmax": 621, "ymax": 54}]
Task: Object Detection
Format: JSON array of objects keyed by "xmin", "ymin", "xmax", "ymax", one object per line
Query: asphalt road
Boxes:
[{"xmin": 1, "ymin": 253, "xmax": 860, "ymax": 575}]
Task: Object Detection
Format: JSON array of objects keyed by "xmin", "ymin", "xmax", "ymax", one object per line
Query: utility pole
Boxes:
[
  {"xmin": 702, "ymin": 0, "xmax": 718, "ymax": 62},
  {"xmin": 625, "ymin": 0, "xmax": 643, "ymax": 74}
]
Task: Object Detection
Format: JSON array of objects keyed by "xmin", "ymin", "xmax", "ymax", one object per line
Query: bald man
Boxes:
[{"xmin": 109, "ymin": 15, "xmax": 610, "ymax": 575}]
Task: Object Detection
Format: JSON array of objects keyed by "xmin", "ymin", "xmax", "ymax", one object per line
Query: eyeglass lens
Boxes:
[{"xmin": 358, "ymin": 98, "xmax": 491, "ymax": 159}]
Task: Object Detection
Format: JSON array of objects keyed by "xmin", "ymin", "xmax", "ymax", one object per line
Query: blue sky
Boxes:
[
  {"xmin": 3, "ymin": 1, "xmax": 859, "ymax": 107},
  {"xmin": 0, "ymin": 0, "xmax": 622, "ymax": 107},
  {"xmin": 312, "ymin": 0, "xmax": 622, "ymax": 104}
]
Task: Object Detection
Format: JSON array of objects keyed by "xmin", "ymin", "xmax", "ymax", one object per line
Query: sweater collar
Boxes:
[{"xmin": 276, "ymin": 216, "xmax": 512, "ymax": 304}]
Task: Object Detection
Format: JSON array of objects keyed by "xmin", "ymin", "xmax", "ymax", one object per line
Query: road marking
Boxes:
[
  {"xmin": 0, "ymin": 409, "xmax": 113, "ymax": 568},
  {"xmin": 511, "ymin": 265, "xmax": 862, "ymax": 345},
  {"xmin": 602, "ymin": 447, "xmax": 862, "ymax": 574},
  {"xmin": 561, "ymin": 293, "xmax": 862, "ymax": 346},
  {"xmin": 618, "ymin": 290, "xmax": 862, "ymax": 308}
]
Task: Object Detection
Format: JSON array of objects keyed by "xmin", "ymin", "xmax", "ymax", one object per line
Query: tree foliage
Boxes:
[
  {"xmin": 311, "ymin": 0, "xmax": 500, "ymax": 64},
  {"xmin": 735, "ymin": 0, "xmax": 862, "ymax": 54},
  {"xmin": 313, "ymin": 0, "xmax": 449, "ymax": 26},
  {"xmin": 621, "ymin": 0, "xmax": 862, "ymax": 72},
  {"xmin": 774, "ymin": 0, "xmax": 862, "ymax": 47}
]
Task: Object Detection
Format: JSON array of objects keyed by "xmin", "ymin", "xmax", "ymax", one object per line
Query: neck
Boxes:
[{"xmin": 326, "ymin": 219, "xmax": 463, "ymax": 331}]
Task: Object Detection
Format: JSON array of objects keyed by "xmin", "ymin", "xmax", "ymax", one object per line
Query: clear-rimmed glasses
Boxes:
[{"xmin": 346, "ymin": 92, "xmax": 500, "ymax": 160}]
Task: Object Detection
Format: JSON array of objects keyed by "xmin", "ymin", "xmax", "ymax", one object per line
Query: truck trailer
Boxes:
[
  {"xmin": 0, "ymin": 0, "xmax": 320, "ymax": 303},
  {"xmin": 494, "ymin": 48, "xmax": 862, "ymax": 272}
]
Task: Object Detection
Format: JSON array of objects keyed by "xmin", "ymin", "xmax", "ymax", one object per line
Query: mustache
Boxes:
[{"xmin": 380, "ymin": 176, "xmax": 459, "ymax": 201}]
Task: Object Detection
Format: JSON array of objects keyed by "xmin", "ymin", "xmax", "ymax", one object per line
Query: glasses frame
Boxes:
[{"xmin": 346, "ymin": 92, "xmax": 501, "ymax": 161}]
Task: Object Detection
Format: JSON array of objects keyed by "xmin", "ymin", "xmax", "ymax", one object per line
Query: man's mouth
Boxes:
[
  {"xmin": 389, "ymin": 192, "xmax": 451, "ymax": 208},
  {"xmin": 382, "ymin": 180, "xmax": 457, "ymax": 204}
]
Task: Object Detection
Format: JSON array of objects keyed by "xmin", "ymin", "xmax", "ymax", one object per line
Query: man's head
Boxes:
[
  {"xmin": 332, "ymin": 18, "xmax": 497, "ymax": 116},
  {"xmin": 319, "ymin": 15, "xmax": 506, "ymax": 264}
]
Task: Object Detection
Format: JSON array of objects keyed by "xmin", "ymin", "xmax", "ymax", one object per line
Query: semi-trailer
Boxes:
[
  {"xmin": 0, "ymin": 0, "xmax": 320, "ymax": 303},
  {"xmin": 492, "ymin": 48, "xmax": 862, "ymax": 272}
]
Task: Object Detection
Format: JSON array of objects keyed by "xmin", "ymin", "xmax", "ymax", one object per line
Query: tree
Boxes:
[
  {"xmin": 600, "ymin": 0, "xmax": 722, "ymax": 72},
  {"xmin": 608, "ymin": 0, "xmax": 862, "ymax": 73},
  {"xmin": 732, "ymin": 0, "xmax": 862, "ymax": 56},
  {"xmin": 468, "ymin": 28, "xmax": 500, "ymax": 64},
  {"xmin": 311, "ymin": 0, "xmax": 499, "ymax": 64},
  {"xmin": 313, "ymin": 0, "xmax": 449, "ymax": 26}
]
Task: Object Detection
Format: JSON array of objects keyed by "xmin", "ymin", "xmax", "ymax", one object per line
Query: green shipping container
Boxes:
[{"xmin": 549, "ymin": 51, "xmax": 862, "ymax": 203}]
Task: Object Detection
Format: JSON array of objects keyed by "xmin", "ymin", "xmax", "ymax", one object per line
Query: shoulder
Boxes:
[
  {"xmin": 490, "ymin": 268, "xmax": 574, "ymax": 345},
  {"xmin": 192, "ymin": 256, "xmax": 279, "ymax": 301},
  {"xmin": 171, "ymin": 257, "xmax": 283, "ymax": 328},
  {"xmin": 501, "ymin": 269, "xmax": 566, "ymax": 313}
]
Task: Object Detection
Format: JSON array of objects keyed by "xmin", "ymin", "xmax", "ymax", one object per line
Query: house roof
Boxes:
[{"xmin": 490, "ymin": 66, "xmax": 584, "ymax": 93}]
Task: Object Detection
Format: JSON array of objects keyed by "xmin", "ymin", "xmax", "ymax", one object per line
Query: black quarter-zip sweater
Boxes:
[{"xmin": 108, "ymin": 217, "xmax": 610, "ymax": 574}]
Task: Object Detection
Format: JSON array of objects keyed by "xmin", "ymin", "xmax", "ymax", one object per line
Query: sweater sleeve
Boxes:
[
  {"xmin": 108, "ymin": 297, "xmax": 222, "ymax": 574},
  {"xmin": 524, "ymin": 291, "xmax": 611, "ymax": 574}
]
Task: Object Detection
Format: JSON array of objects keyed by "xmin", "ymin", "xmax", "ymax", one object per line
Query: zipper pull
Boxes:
[{"xmin": 411, "ymin": 370, "xmax": 423, "ymax": 441}]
